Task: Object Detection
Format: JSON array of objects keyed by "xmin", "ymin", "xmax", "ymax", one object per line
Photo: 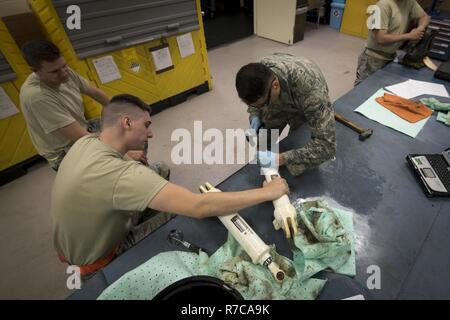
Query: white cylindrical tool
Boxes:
[
  {"xmin": 218, "ymin": 213, "xmax": 285, "ymax": 282},
  {"xmin": 263, "ymin": 168, "xmax": 299, "ymax": 238},
  {"xmin": 199, "ymin": 183, "xmax": 286, "ymax": 282}
]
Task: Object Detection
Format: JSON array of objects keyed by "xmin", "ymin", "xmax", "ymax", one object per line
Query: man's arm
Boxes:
[
  {"xmin": 417, "ymin": 14, "xmax": 431, "ymax": 31},
  {"xmin": 84, "ymin": 86, "xmax": 110, "ymax": 106},
  {"xmin": 374, "ymin": 13, "xmax": 431, "ymax": 45},
  {"xmin": 373, "ymin": 28, "xmax": 423, "ymax": 45},
  {"xmin": 149, "ymin": 178, "xmax": 289, "ymax": 219},
  {"xmin": 57, "ymin": 121, "xmax": 89, "ymax": 141}
]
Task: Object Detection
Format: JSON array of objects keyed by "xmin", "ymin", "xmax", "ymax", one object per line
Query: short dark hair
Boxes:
[
  {"xmin": 21, "ymin": 40, "xmax": 61, "ymax": 69},
  {"xmin": 110, "ymin": 94, "xmax": 151, "ymax": 114},
  {"xmin": 235, "ymin": 63, "xmax": 274, "ymax": 104},
  {"xmin": 102, "ymin": 94, "xmax": 151, "ymax": 127}
]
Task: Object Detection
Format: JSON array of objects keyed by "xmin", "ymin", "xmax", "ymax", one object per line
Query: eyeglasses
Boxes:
[{"xmin": 249, "ymin": 78, "xmax": 275, "ymax": 108}]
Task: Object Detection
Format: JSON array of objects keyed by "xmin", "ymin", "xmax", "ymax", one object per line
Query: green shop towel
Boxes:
[
  {"xmin": 420, "ymin": 97, "xmax": 450, "ymax": 112},
  {"xmin": 293, "ymin": 199, "xmax": 356, "ymax": 282},
  {"xmin": 98, "ymin": 199, "xmax": 355, "ymax": 300},
  {"xmin": 437, "ymin": 112, "xmax": 450, "ymax": 126}
]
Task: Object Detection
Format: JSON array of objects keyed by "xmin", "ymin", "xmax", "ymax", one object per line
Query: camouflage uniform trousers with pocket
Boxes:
[
  {"xmin": 116, "ymin": 161, "xmax": 175, "ymax": 256},
  {"xmin": 354, "ymin": 50, "xmax": 391, "ymax": 87}
]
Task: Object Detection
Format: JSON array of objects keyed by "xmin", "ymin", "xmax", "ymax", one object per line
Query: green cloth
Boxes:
[
  {"xmin": 98, "ymin": 238, "xmax": 326, "ymax": 300},
  {"xmin": 98, "ymin": 200, "xmax": 355, "ymax": 300},
  {"xmin": 198, "ymin": 234, "xmax": 326, "ymax": 300},
  {"xmin": 437, "ymin": 112, "xmax": 450, "ymax": 126},
  {"xmin": 293, "ymin": 200, "xmax": 356, "ymax": 282},
  {"xmin": 420, "ymin": 98, "xmax": 450, "ymax": 126},
  {"xmin": 420, "ymin": 97, "xmax": 450, "ymax": 112}
]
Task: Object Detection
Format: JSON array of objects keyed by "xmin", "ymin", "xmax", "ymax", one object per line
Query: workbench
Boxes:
[{"xmin": 69, "ymin": 62, "xmax": 450, "ymax": 300}]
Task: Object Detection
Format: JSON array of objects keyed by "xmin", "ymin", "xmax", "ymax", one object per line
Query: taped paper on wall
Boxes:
[
  {"xmin": 92, "ymin": 56, "xmax": 122, "ymax": 84},
  {"xmin": 176, "ymin": 33, "xmax": 195, "ymax": 58},
  {"xmin": 150, "ymin": 45, "xmax": 174, "ymax": 73},
  {"xmin": 0, "ymin": 87, "xmax": 19, "ymax": 119}
]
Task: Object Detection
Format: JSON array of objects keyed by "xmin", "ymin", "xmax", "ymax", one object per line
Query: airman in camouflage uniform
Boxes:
[{"xmin": 236, "ymin": 53, "xmax": 336, "ymax": 176}]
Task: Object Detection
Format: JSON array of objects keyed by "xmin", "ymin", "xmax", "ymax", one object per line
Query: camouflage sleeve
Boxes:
[
  {"xmin": 247, "ymin": 106, "xmax": 261, "ymax": 122},
  {"xmin": 282, "ymin": 89, "xmax": 336, "ymax": 176}
]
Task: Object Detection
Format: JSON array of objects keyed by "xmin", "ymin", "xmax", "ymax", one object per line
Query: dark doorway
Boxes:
[{"xmin": 201, "ymin": 0, "xmax": 254, "ymax": 50}]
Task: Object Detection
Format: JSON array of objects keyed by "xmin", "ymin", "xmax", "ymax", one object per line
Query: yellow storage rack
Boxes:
[
  {"xmin": 0, "ymin": 19, "xmax": 39, "ymax": 182},
  {"xmin": 340, "ymin": 0, "xmax": 377, "ymax": 39},
  {"xmin": 28, "ymin": 0, "xmax": 212, "ymax": 115}
]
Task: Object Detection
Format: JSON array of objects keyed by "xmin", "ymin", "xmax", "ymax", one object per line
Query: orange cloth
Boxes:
[
  {"xmin": 58, "ymin": 248, "xmax": 117, "ymax": 276},
  {"xmin": 375, "ymin": 93, "xmax": 433, "ymax": 123}
]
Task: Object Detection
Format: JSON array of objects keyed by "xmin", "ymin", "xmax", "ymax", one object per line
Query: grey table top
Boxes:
[{"xmin": 69, "ymin": 63, "xmax": 450, "ymax": 300}]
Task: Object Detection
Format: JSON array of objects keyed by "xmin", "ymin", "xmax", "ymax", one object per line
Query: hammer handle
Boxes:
[{"xmin": 334, "ymin": 113, "xmax": 364, "ymax": 134}]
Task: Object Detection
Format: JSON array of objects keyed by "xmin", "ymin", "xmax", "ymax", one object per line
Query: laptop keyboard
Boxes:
[{"xmin": 427, "ymin": 155, "xmax": 450, "ymax": 190}]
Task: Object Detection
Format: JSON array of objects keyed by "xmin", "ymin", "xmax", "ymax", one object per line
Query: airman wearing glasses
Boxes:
[{"xmin": 235, "ymin": 53, "xmax": 336, "ymax": 176}]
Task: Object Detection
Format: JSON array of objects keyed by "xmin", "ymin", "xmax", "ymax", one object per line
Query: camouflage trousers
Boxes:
[
  {"xmin": 354, "ymin": 50, "xmax": 391, "ymax": 86},
  {"xmin": 47, "ymin": 147, "xmax": 71, "ymax": 172},
  {"xmin": 116, "ymin": 161, "xmax": 175, "ymax": 256}
]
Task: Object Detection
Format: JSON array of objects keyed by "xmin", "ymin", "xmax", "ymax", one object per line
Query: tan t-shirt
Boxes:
[
  {"xmin": 366, "ymin": 0, "xmax": 426, "ymax": 60},
  {"xmin": 20, "ymin": 68, "xmax": 90, "ymax": 161},
  {"xmin": 51, "ymin": 135, "xmax": 168, "ymax": 266}
]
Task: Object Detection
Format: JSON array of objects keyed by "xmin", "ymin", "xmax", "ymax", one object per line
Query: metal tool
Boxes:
[
  {"xmin": 262, "ymin": 168, "xmax": 299, "ymax": 239},
  {"xmin": 335, "ymin": 113, "xmax": 373, "ymax": 141},
  {"xmin": 199, "ymin": 182, "xmax": 286, "ymax": 282},
  {"xmin": 167, "ymin": 229, "xmax": 204, "ymax": 254}
]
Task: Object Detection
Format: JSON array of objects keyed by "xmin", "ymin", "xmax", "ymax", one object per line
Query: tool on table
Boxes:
[
  {"xmin": 335, "ymin": 113, "xmax": 373, "ymax": 141},
  {"xmin": 167, "ymin": 229, "xmax": 205, "ymax": 254},
  {"xmin": 199, "ymin": 182, "xmax": 286, "ymax": 282},
  {"xmin": 262, "ymin": 168, "xmax": 299, "ymax": 239},
  {"xmin": 424, "ymin": 56, "xmax": 438, "ymax": 72}
]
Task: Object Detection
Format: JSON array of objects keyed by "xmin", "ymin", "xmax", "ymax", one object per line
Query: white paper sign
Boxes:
[
  {"xmin": 0, "ymin": 87, "xmax": 19, "ymax": 119},
  {"xmin": 151, "ymin": 46, "xmax": 173, "ymax": 72},
  {"xmin": 92, "ymin": 56, "xmax": 122, "ymax": 84},
  {"xmin": 176, "ymin": 33, "xmax": 195, "ymax": 58}
]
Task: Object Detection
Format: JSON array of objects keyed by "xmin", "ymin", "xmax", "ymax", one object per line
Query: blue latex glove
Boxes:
[
  {"xmin": 245, "ymin": 116, "xmax": 263, "ymax": 146},
  {"xmin": 250, "ymin": 116, "xmax": 262, "ymax": 131},
  {"xmin": 257, "ymin": 150, "xmax": 278, "ymax": 168}
]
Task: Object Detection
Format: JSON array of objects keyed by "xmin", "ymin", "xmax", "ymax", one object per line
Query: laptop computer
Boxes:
[{"xmin": 406, "ymin": 148, "xmax": 450, "ymax": 197}]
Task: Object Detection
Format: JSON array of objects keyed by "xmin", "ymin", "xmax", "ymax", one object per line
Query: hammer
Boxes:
[{"xmin": 334, "ymin": 113, "xmax": 373, "ymax": 141}]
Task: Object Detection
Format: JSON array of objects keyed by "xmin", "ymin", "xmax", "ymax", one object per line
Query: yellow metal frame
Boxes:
[{"xmin": 0, "ymin": 19, "xmax": 38, "ymax": 171}]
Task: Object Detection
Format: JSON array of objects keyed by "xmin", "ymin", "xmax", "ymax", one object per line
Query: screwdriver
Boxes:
[{"xmin": 167, "ymin": 229, "xmax": 205, "ymax": 254}]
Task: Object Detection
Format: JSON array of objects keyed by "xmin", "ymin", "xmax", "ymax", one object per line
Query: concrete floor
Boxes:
[{"xmin": 0, "ymin": 26, "xmax": 365, "ymax": 299}]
